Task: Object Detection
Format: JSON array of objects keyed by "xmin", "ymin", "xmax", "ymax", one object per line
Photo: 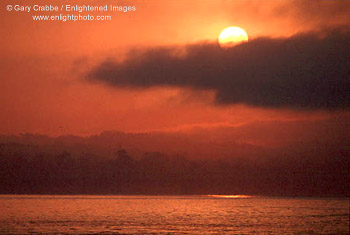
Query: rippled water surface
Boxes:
[{"xmin": 0, "ymin": 195, "xmax": 349, "ymax": 234}]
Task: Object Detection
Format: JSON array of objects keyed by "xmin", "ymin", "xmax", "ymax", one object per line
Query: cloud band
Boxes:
[{"xmin": 88, "ymin": 29, "xmax": 350, "ymax": 109}]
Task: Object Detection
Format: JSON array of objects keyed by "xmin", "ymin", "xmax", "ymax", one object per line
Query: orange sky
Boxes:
[{"xmin": 1, "ymin": 0, "xmax": 349, "ymax": 147}]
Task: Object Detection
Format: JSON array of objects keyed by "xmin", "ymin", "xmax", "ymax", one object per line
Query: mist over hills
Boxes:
[
  {"xmin": 0, "ymin": 130, "xmax": 265, "ymax": 160},
  {"xmin": 0, "ymin": 127, "xmax": 349, "ymax": 196}
]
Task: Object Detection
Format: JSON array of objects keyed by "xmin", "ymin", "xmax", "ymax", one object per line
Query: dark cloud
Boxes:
[{"xmin": 88, "ymin": 28, "xmax": 350, "ymax": 109}]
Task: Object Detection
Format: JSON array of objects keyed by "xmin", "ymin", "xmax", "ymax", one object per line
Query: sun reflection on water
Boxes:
[{"xmin": 207, "ymin": 195, "xmax": 253, "ymax": 198}]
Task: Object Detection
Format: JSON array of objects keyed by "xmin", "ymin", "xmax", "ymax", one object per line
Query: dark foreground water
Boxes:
[{"xmin": 0, "ymin": 195, "xmax": 348, "ymax": 234}]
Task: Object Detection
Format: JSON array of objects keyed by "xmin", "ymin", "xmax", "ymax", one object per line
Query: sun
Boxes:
[{"xmin": 218, "ymin": 26, "xmax": 248, "ymax": 48}]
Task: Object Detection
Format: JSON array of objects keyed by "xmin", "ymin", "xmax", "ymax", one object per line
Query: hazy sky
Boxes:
[{"xmin": 1, "ymin": 0, "xmax": 349, "ymax": 148}]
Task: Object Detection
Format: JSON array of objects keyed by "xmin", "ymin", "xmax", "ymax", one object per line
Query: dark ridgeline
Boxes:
[{"xmin": 0, "ymin": 142, "xmax": 348, "ymax": 197}]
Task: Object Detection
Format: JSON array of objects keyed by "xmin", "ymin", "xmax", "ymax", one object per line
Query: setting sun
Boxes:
[{"xmin": 218, "ymin": 26, "xmax": 249, "ymax": 48}]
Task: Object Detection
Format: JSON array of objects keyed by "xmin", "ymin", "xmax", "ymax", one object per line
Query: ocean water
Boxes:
[{"xmin": 0, "ymin": 195, "xmax": 348, "ymax": 234}]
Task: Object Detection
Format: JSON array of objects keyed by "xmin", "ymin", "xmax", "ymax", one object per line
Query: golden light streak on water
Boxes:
[{"xmin": 207, "ymin": 194, "xmax": 253, "ymax": 198}]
